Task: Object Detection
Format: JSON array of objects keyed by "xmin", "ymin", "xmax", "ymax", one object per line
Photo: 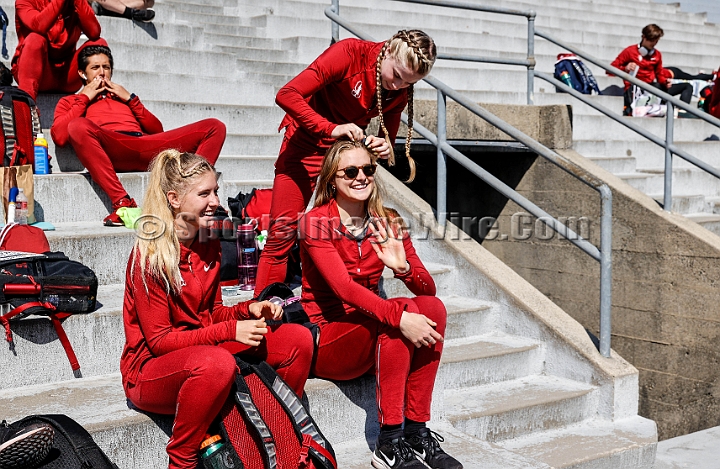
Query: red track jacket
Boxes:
[
  {"xmin": 51, "ymin": 93, "xmax": 164, "ymax": 147},
  {"xmin": 610, "ymin": 44, "xmax": 671, "ymax": 90},
  {"xmin": 276, "ymin": 38, "xmax": 408, "ymax": 160},
  {"xmin": 120, "ymin": 239, "xmax": 253, "ymax": 388},
  {"xmin": 12, "ymin": 0, "xmax": 101, "ymax": 70},
  {"xmin": 299, "ymin": 200, "xmax": 435, "ymax": 328}
]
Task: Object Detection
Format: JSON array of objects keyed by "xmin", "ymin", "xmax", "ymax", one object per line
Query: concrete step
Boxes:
[
  {"xmin": 649, "ymin": 193, "xmax": 707, "ymax": 214},
  {"xmin": 587, "ymin": 155, "xmax": 638, "ymax": 174},
  {"xmin": 622, "ymin": 167, "xmax": 720, "ymax": 196},
  {"xmin": 684, "ymin": 213, "xmax": 720, "ymax": 236},
  {"xmin": 574, "ymin": 140, "xmax": 720, "ymax": 170},
  {"xmin": 496, "ymin": 416, "xmax": 658, "ymax": 469},
  {"xmin": 445, "ymin": 375, "xmax": 596, "ymax": 442},
  {"xmin": 572, "ymin": 114, "xmax": 720, "ymax": 142}
]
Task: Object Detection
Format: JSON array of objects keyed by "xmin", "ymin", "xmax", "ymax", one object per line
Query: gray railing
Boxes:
[
  {"xmin": 326, "ymin": 2, "xmax": 614, "ymax": 357},
  {"xmin": 383, "ymin": 0, "xmax": 720, "ymax": 212}
]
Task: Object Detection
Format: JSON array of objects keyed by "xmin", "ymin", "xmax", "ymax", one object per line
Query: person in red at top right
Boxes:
[
  {"xmin": 254, "ymin": 30, "xmax": 436, "ymax": 295},
  {"xmin": 610, "ymin": 23, "xmax": 693, "ymax": 116},
  {"xmin": 13, "ymin": 0, "xmax": 102, "ymax": 100}
]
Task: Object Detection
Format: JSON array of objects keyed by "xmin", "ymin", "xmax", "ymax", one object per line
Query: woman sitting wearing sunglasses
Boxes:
[{"xmin": 299, "ymin": 139, "xmax": 462, "ymax": 469}]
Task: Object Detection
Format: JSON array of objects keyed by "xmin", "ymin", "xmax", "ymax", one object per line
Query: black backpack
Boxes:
[
  {"xmin": 0, "ymin": 251, "xmax": 99, "ymax": 377},
  {"xmin": 1, "ymin": 415, "xmax": 119, "ymax": 469}
]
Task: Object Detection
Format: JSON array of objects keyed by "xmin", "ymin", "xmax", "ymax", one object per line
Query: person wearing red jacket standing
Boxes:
[
  {"xmin": 121, "ymin": 150, "xmax": 314, "ymax": 469},
  {"xmin": 254, "ymin": 30, "xmax": 436, "ymax": 294},
  {"xmin": 12, "ymin": 0, "xmax": 102, "ymax": 100},
  {"xmin": 51, "ymin": 44, "xmax": 226, "ymax": 226},
  {"xmin": 299, "ymin": 139, "xmax": 462, "ymax": 469},
  {"xmin": 609, "ymin": 23, "xmax": 693, "ymax": 116}
]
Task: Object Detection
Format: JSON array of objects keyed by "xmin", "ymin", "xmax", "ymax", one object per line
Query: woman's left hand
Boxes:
[
  {"xmin": 248, "ymin": 300, "xmax": 283, "ymax": 321},
  {"xmin": 364, "ymin": 135, "xmax": 391, "ymax": 160},
  {"xmin": 369, "ymin": 219, "xmax": 408, "ymax": 274}
]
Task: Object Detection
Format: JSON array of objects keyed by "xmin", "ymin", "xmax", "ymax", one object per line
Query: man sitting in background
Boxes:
[{"xmin": 51, "ymin": 44, "xmax": 227, "ymax": 226}]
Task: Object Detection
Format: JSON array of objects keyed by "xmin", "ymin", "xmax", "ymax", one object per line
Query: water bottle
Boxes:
[
  {"xmin": 199, "ymin": 435, "xmax": 241, "ymax": 469},
  {"xmin": 6, "ymin": 187, "xmax": 17, "ymax": 224},
  {"xmin": 15, "ymin": 188, "xmax": 28, "ymax": 225},
  {"xmin": 236, "ymin": 223, "xmax": 258, "ymax": 291},
  {"xmin": 560, "ymin": 70, "xmax": 573, "ymax": 88},
  {"xmin": 34, "ymin": 133, "xmax": 49, "ymax": 175}
]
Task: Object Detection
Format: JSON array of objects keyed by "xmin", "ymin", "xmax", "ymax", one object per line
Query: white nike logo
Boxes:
[
  {"xmin": 384, "ymin": 454, "xmax": 396, "ymax": 466},
  {"xmin": 204, "ymin": 262, "xmax": 214, "ymax": 272},
  {"xmin": 415, "ymin": 449, "xmax": 426, "ymax": 460}
]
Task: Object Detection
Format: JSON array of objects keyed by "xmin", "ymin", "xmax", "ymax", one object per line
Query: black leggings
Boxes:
[{"xmin": 666, "ymin": 66, "xmax": 714, "ymax": 82}]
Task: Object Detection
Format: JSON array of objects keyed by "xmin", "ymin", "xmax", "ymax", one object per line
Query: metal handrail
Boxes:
[
  {"xmin": 378, "ymin": 0, "xmax": 720, "ymax": 213},
  {"xmin": 325, "ymin": 4, "xmax": 614, "ymax": 357}
]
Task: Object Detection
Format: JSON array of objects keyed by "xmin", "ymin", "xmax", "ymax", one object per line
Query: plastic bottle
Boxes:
[
  {"xmin": 6, "ymin": 187, "xmax": 17, "ymax": 224},
  {"xmin": 560, "ymin": 70, "xmax": 573, "ymax": 88},
  {"xmin": 199, "ymin": 435, "xmax": 241, "ymax": 469},
  {"xmin": 236, "ymin": 223, "xmax": 259, "ymax": 291},
  {"xmin": 34, "ymin": 133, "xmax": 49, "ymax": 175},
  {"xmin": 15, "ymin": 188, "xmax": 28, "ymax": 225}
]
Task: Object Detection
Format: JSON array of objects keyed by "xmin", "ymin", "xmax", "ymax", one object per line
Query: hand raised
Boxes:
[
  {"xmin": 331, "ymin": 123, "xmax": 364, "ymax": 141},
  {"xmin": 364, "ymin": 135, "xmax": 391, "ymax": 159},
  {"xmin": 79, "ymin": 76, "xmax": 106, "ymax": 101},
  {"xmin": 235, "ymin": 318, "xmax": 268, "ymax": 347},
  {"xmin": 399, "ymin": 311, "xmax": 443, "ymax": 348},
  {"xmin": 248, "ymin": 300, "xmax": 283, "ymax": 321},
  {"xmin": 369, "ymin": 218, "xmax": 408, "ymax": 273},
  {"xmin": 104, "ymin": 80, "xmax": 132, "ymax": 102}
]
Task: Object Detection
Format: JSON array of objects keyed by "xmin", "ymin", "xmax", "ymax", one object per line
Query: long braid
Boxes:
[
  {"xmin": 405, "ymin": 84, "xmax": 416, "ymax": 182},
  {"xmin": 375, "ymin": 40, "xmax": 396, "ymax": 167}
]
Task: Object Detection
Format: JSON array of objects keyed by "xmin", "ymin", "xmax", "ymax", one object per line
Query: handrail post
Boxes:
[
  {"xmin": 664, "ymin": 102, "xmax": 674, "ymax": 211},
  {"xmin": 599, "ymin": 186, "xmax": 613, "ymax": 358},
  {"xmin": 437, "ymin": 89, "xmax": 447, "ymax": 226},
  {"xmin": 330, "ymin": 0, "xmax": 339, "ymax": 43},
  {"xmin": 526, "ymin": 12, "xmax": 536, "ymax": 105}
]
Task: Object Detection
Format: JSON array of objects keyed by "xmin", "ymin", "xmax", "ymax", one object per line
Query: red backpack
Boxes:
[
  {"xmin": 217, "ymin": 356, "xmax": 337, "ymax": 469},
  {"xmin": 0, "ymin": 86, "xmax": 41, "ymax": 167}
]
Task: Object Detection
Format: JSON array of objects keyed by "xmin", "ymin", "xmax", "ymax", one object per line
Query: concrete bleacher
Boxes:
[{"xmin": 12, "ymin": 0, "xmax": 720, "ymax": 466}]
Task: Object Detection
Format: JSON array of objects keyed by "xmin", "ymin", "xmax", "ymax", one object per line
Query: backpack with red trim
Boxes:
[
  {"xmin": 0, "ymin": 224, "xmax": 98, "ymax": 377},
  {"xmin": 217, "ymin": 356, "xmax": 337, "ymax": 469},
  {"xmin": 0, "ymin": 86, "xmax": 42, "ymax": 167}
]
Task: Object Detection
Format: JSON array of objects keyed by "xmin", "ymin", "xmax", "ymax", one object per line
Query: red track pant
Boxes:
[
  {"xmin": 13, "ymin": 34, "xmax": 100, "ymax": 100},
  {"xmin": 124, "ymin": 324, "xmax": 313, "ymax": 469},
  {"xmin": 67, "ymin": 117, "xmax": 226, "ymax": 204},
  {"xmin": 312, "ymin": 296, "xmax": 447, "ymax": 425}
]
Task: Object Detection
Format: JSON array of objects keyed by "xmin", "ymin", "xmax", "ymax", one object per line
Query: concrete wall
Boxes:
[{"xmin": 482, "ymin": 150, "xmax": 720, "ymax": 440}]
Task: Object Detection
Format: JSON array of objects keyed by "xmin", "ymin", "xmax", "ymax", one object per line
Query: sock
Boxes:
[
  {"xmin": 122, "ymin": 7, "xmax": 133, "ymax": 18},
  {"xmin": 404, "ymin": 419, "xmax": 426, "ymax": 436},
  {"xmin": 378, "ymin": 424, "xmax": 403, "ymax": 444}
]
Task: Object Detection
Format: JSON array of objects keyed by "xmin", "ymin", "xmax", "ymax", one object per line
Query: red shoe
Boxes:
[{"xmin": 103, "ymin": 197, "xmax": 137, "ymax": 227}]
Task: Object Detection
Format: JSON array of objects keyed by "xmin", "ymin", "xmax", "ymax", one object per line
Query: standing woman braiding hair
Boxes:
[{"xmin": 254, "ymin": 30, "xmax": 436, "ymax": 295}]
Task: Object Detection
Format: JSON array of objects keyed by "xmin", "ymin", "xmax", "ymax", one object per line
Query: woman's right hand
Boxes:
[
  {"xmin": 331, "ymin": 123, "xmax": 364, "ymax": 141},
  {"xmin": 626, "ymin": 62, "xmax": 638, "ymax": 73},
  {"xmin": 399, "ymin": 311, "xmax": 444, "ymax": 348},
  {"xmin": 235, "ymin": 318, "xmax": 268, "ymax": 347}
]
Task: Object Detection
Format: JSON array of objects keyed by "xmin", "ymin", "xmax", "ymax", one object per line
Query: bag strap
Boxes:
[
  {"xmin": 232, "ymin": 369, "xmax": 278, "ymax": 469},
  {"xmin": 299, "ymin": 434, "xmax": 338, "ymax": 469},
  {"xmin": 0, "ymin": 302, "xmax": 82, "ymax": 378}
]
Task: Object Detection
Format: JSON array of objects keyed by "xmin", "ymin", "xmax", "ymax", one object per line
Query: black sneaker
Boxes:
[
  {"xmin": 371, "ymin": 437, "xmax": 426, "ymax": 469},
  {"xmin": 0, "ymin": 423, "xmax": 55, "ymax": 468},
  {"xmin": 406, "ymin": 428, "xmax": 463, "ymax": 469},
  {"xmin": 131, "ymin": 8, "xmax": 155, "ymax": 22}
]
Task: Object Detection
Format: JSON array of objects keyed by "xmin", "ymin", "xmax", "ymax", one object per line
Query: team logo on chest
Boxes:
[{"xmin": 351, "ymin": 81, "xmax": 362, "ymax": 98}]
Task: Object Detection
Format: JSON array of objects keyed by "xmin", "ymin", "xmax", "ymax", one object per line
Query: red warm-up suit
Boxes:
[
  {"xmin": 51, "ymin": 93, "xmax": 226, "ymax": 204},
  {"xmin": 121, "ymin": 238, "xmax": 314, "ymax": 469},
  {"xmin": 609, "ymin": 44, "xmax": 671, "ymax": 90},
  {"xmin": 255, "ymin": 38, "xmax": 409, "ymax": 293},
  {"xmin": 299, "ymin": 200, "xmax": 446, "ymax": 425},
  {"xmin": 12, "ymin": 0, "xmax": 102, "ymax": 100}
]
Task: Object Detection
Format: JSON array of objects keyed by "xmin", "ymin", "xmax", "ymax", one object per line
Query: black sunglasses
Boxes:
[{"xmin": 337, "ymin": 164, "xmax": 377, "ymax": 179}]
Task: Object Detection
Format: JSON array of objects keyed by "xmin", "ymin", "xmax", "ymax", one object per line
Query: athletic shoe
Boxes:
[
  {"xmin": 0, "ymin": 424, "xmax": 54, "ymax": 468},
  {"xmin": 104, "ymin": 196, "xmax": 137, "ymax": 227},
  {"xmin": 131, "ymin": 8, "xmax": 155, "ymax": 22},
  {"xmin": 371, "ymin": 437, "xmax": 426, "ymax": 469},
  {"xmin": 406, "ymin": 428, "xmax": 463, "ymax": 469}
]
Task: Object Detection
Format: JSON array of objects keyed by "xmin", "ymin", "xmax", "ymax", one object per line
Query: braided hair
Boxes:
[{"xmin": 375, "ymin": 30, "xmax": 436, "ymax": 182}]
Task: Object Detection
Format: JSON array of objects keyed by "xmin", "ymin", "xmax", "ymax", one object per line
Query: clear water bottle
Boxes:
[
  {"xmin": 199, "ymin": 435, "xmax": 241, "ymax": 469},
  {"xmin": 237, "ymin": 223, "xmax": 258, "ymax": 291},
  {"xmin": 15, "ymin": 188, "xmax": 28, "ymax": 225}
]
